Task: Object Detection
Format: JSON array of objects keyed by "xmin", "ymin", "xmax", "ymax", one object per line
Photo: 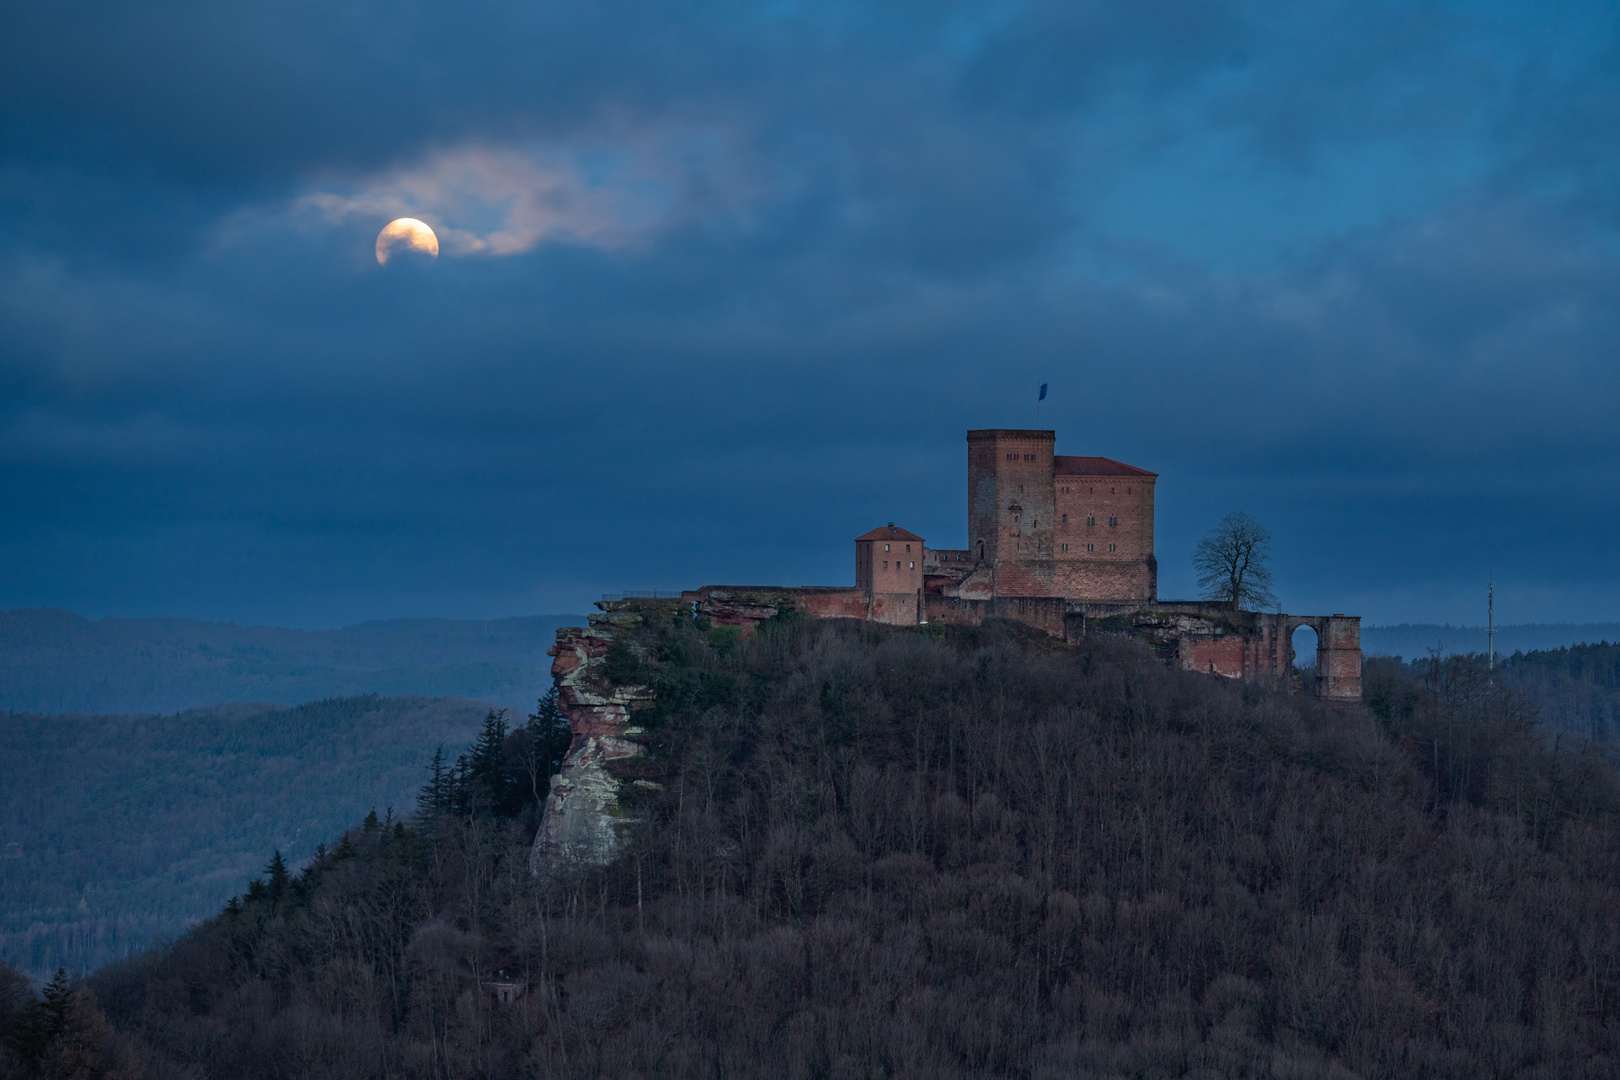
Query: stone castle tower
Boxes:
[{"xmin": 961, "ymin": 429, "xmax": 1157, "ymax": 603}]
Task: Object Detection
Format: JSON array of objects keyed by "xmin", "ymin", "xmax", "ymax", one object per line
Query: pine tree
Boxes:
[
  {"xmin": 40, "ymin": 967, "xmax": 72, "ymax": 1035},
  {"xmin": 40, "ymin": 985, "xmax": 118, "ymax": 1080},
  {"xmin": 417, "ymin": 744, "xmax": 450, "ymax": 817},
  {"xmin": 265, "ymin": 850, "xmax": 289, "ymax": 902},
  {"xmin": 12, "ymin": 968, "xmax": 72, "ymax": 1066},
  {"xmin": 460, "ymin": 709, "xmax": 510, "ymax": 814},
  {"xmin": 528, "ymin": 687, "xmax": 572, "ymax": 778}
]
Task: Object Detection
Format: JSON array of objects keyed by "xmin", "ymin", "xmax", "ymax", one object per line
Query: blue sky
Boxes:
[{"xmin": 3, "ymin": 0, "xmax": 1620, "ymax": 627}]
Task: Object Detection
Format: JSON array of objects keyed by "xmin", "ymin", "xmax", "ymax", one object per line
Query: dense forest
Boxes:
[
  {"xmin": 0, "ymin": 696, "xmax": 494, "ymax": 981},
  {"xmin": 0, "ymin": 609, "xmax": 584, "ymax": 715},
  {"xmin": 1359, "ymin": 622, "xmax": 1620, "ymax": 661},
  {"xmin": 1498, "ymin": 641, "xmax": 1620, "ymax": 743},
  {"xmin": 9, "ymin": 610, "xmax": 1616, "ymax": 1078}
]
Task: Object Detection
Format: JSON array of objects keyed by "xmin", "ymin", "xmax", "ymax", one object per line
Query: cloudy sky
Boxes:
[{"xmin": 3, "ymin": 0, "xmax": 1618, "ymax": 628}]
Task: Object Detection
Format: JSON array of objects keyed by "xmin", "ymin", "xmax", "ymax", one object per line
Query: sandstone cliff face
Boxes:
[{"xmin": 529, "ymin": 612, "xmax": 651, "ymax": 874}]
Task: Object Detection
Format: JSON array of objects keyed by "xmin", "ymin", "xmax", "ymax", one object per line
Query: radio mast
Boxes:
[{"xmin": 1487, "ymin": 575, "xmax": 1496, "ymax": 671}]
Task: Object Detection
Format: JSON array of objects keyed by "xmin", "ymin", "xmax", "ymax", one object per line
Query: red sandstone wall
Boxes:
[
  {"xmin": 869, "ymin": 591, "xmax": 920, "ymax": 625},
  {"xmin": 1053, "ymin": 474, "xmax": 1155, "ymax": 602},
  {"xmin": 1183, "ymin": 636, "xmax": 1249, "ymax": 679},
  {"xmin": 1051, "ymin": 560, "xmax": 1154, "ymax": 603},
  {"xmin": 796, "ymin": 589, "xmax": 870, "ymax": 620},
  {"xmin": 857, "ymin": 537, "xmax": 923, "ymax": 594},
  {"xmin": 967, "ymin": 430, "xmax": 1056, "ymax": 568},
  {"xmin": 924, "ymin": 594, "xmax": 1067, "ymax": 636}
]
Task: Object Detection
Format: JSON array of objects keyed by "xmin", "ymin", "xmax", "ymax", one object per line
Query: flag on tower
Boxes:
[{"xmin": 1038, "ymin": 383, "xmax": 1048, "ymax": 401}]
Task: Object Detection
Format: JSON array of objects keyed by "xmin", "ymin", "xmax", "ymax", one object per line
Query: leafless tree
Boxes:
[{"xmin": 1194, "ymin": 511, "xmax": 1276, "ymax": 610}]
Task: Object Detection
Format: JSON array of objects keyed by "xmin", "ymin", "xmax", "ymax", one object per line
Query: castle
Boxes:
[
  {"xmin": 540, "ymin": 427, "xmax": 1364, "ymax": 869},
  {"xmin": 673, "ymin": 428, "xmax": 1363, "ymax": 701}
]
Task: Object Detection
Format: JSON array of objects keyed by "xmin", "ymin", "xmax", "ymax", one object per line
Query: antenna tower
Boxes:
[{"xmin": 1487, "ymin": 575, "xmax": 1496, "ymax": 671}]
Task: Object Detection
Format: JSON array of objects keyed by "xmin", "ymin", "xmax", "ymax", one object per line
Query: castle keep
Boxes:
[{"xmin": 676, "ymin": 428, "xmax": 1362, "ymax": 702}]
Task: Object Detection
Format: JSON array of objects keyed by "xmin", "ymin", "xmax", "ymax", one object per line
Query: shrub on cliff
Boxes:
[{"xmin": 93, "ymin": 614, "xmax": 1620, "ymax": 1079}]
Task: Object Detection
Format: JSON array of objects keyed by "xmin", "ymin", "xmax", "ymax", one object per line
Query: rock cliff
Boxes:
[{"xmin": 529, "ymin": 611, "xmax": 652, "ymax": 873}]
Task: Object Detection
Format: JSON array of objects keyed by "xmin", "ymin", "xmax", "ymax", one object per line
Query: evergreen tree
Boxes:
[
  {"xmin": 40, "ymin": 986, "xmax": 121, "ymax": 1080},
  {"xmin": 264, "ymin": 850, "xmax": 289, "ymax": 902},
  {"xmin": 416, "ymin": 744, "xmax": 450, "ymax": 817},
  {"xmin": 13, "ymin": 968, "xmax": 72, "ymax": 1066},
  {"xmin": 469, "ymin": 710, "xmax": 509, "ymax": 793},
  {"xmin": 528, "ymin": 686, "xmax": 572, "ymax": 779}
]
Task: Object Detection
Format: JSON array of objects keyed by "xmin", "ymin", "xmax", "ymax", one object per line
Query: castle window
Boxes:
[
  {"xmin": 1087, "ymin": 543, "xmax": 1093, "ymax": 552},
  {"xmin": 1109, "ymin": 544, "xmax": 1116, "ymax": 552},
  {"xmin": 1111, "ymin": 487, "xmax": 1115, "ymax": 494},
  {"xmin": 905, "ymin": 544, "xmax": 910, "ymax": 552},
  {"xmin": 1087, "ymin": 515, "xmax": 1095, "ymax": 526},
  {"xmin": 1061, "ymin": 514, "xmax": 1067, "ymax": 524},
  {"xmin": 909, "ymin": 561, "xmax": 914, "ymax": 569},
  {"xmin": 884, "ymin": 544, "xmax": 890, "ymax": 551},
  {"xmin": 883, "ymin": 561, "xmax": 888, "ymax": 568},
  {"xmin": 1109, "ymin": 516, "xmax": 1117, "ymax": 527}
]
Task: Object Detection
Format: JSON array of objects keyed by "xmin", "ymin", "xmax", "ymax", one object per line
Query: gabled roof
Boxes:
[
  {"xmin": 1053, "ymin": 455, "xmax": 1157, "ymax": 478},
  {"xmin": 856, "ymin": 523, "xmax": 924, "ymax": 542}
]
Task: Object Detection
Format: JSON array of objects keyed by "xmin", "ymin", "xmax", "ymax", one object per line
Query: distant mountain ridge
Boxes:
[
  {"xmin": 1362, "ymin": 623, "xmax": 1620, "ymax": 661},
  {"xmin": 0, "ymin": 608, "xmax": 588, "ymax": 715},
  {"xmin": 0, "ymin": 694, "xmax": 491, "ymax": 981}
]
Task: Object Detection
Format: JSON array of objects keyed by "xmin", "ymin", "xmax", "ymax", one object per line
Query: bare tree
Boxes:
[{"xmin": 1194, "ymin": 511, "xmax": 1276, "ymax": 610}]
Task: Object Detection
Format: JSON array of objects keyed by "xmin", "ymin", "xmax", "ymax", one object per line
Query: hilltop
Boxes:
[{"xmin": 66, "ymin": 612, "xmax": 1620, "ymax": 1079}]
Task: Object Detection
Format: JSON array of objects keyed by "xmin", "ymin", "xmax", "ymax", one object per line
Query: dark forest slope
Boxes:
[
  {"xmin": 82, "ymin": 615, "xmax": 1620, "ymax": 1079},
  {"xmin": 0, "ymin": 609, "xmax": 586, "ymax": 715}
]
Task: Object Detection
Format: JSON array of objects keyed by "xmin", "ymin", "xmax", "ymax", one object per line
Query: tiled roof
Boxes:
[
  {"xmin": 856, "ymin": 523, "xmax": 924, "ymax": 542},
  {"xmin": 1053, "ymin": 455, "xmax": 1157, "ymax": 478}
]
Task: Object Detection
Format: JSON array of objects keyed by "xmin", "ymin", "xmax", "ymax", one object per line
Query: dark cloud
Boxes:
[{"xmin": 2, "ymin": 0, "xmax": 1620, "ymax": 627}]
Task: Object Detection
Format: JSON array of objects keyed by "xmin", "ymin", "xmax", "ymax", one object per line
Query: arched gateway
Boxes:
[{"xmin": 1284, "ymin": 615, "xmax": 1363, "ymax": 701}]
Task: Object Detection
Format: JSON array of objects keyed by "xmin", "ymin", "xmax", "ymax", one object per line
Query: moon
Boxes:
[{"xmin": 375, "ymin": 218, "xmax": 439, "ymax": 266}]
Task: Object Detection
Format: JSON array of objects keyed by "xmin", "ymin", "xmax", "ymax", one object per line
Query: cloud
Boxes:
[
  {"xmin": 292, "ymin": 140, "xmax": 734, "ymax": 257},
  {"xmin": 6, "ymin": 0, "xmax": 1620, "ymax": 628}
]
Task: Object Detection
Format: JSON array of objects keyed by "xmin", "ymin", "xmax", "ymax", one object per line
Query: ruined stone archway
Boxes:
[{"xmin": 1283, "ymin": 614, "xmax": 1362, "ymax": 701}]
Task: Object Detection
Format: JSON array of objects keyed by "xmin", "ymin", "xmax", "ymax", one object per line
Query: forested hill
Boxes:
[
  {"xmin": 1362, "ymin": 622, "xmax": 1620, "ymax": 659},
  {"xmin": 1499, "ymin": 640, "xmax": 1620, "ymax": 741},
  {"xmin": 74, "ymin": 614, "xmax": 1620, "ymax": 1080},
  {"xmin": 0, "ymin": 695, "xmax": 492, "ymax": 983},
  {"xmin": 0, "ymin": 608, "xmax": 586, "ymax": 715}
]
